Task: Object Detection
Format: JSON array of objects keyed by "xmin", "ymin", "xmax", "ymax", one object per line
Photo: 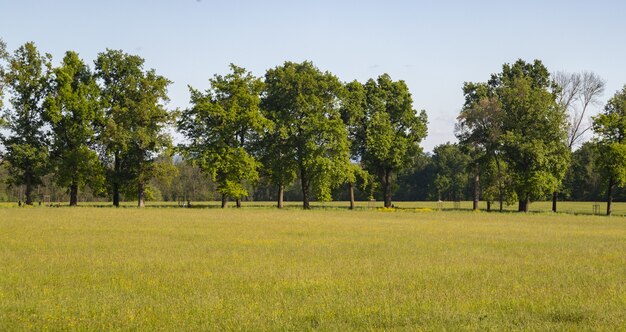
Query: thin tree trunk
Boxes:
[
  {"xmin": 487, "ymin": 200, "xmax": 491, "ymax": 212},
  {"xmin": 383, "ymin": 169, "xmax": 392, "ymax": 208},
  {"xmin": 277, "ymin": 185, "xmax": 284, "ymax": 209},
  {"xmin": 607, "ymin": 177, "xmax": 614, "ymax": 216},
  {"xmin": 552, "ymin": 191, "xmax": 557, "ymax": 213},
  {"xmin": 25, "ymin": 175, "xmax": 33, "ymax": 205},
  {"xmin": 113, "ymin": 153, "xmax": 120, "ymax": 207},
  {"xmin": 499, "ymin": 197, "xmax": 503, "ymax": 212},
  {"xmin": 301, "ymin": 169, "xmax": 310, "ymax": 210},
  {"xmin": 137, "ymin": 182, "xmax": 145, "ymax": 207},
  {"xmin": 473, "ymin": 163, "xmax": 480, "ymax": 211},
  {"xmin": 236, "ymin": 198, "xmax": 241, "ymax": 208},
  {"xmin": 69, "ymin": 181, "xmax": 78, "ymax": 206},
  {"xmin": 221, "ymin": 194, "xmax": 227, "ymax": 208},
  {"xmin": 349, "ymin": 183, "xmax": 355, "ymax": 210}
]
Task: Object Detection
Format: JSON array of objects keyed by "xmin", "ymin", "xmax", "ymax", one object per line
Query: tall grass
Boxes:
[{"xmin": 1, "ymin": 208, "xmax": 625, "ymax": 330}]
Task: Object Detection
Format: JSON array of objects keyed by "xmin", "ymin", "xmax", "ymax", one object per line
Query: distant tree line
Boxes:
[{"xmin": 1, "ymin": 40, "xmax": 625, "ymax": 214}]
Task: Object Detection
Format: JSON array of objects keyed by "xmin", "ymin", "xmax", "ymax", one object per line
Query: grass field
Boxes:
[{"xmin": 1, "ymin": 207, "xmax": 626, "ymax": 330}]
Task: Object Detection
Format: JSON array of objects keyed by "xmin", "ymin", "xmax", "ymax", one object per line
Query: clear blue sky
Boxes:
[{"xmin": 1, "ymin": 0, "xmax": 625, "ymax": 152}]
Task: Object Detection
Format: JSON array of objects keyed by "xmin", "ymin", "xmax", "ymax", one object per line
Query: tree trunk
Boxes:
[
  {"xmin": 277, "ymin": 185, "xmax": 284, "ymax": 209},
  {"xmin": 113, "ymin": 153, "xmax": 120, "ymax": 207},
  {"xmin": 301, "ymin": 169, "xmax": 310, "ymax": 210},
  {"xmin": 137, "ymin": 182, "xmax": 145, "ymax": 207},
  {"xmin": 221, "ymin": 194, "xmax": 227, "ymax": 208},
  {"xmin": 349, "ymin": 183, "xmax": 355, "ymax": 210},
  {"xmin": 69, "ymin": 181, "xmax": 78, "ymax": 206},
  {"xmin": 473, "ymin": 163, "xmax": 480, "ymax": 211},
  {"xmin": 607, "ymin": 177, "xmax": 614, "ymax": 216},
  {"xmin": 499, "ymin": 196, "xmax": 503, "ymax": 212},
  {"xmin": 519, "ymin": 194, "xmax": 530, "ymax": 213},
  {"xmin": 383, "ymin": 169, "xmax": 392, "ymax": 208},
  {"xmin": 236, "ymin": 198, "xmax": 241, "ymax": 208},
  {"xmin": 552, "ymin": 191, "xmax": 557, "ymax": 213},
  {"xmin": 487, "ymin": 200, "xmax": 491, "ymax": 212},
  {"xmin": 25, "ymin": 175, "xmax": 33, "ymax": 205}
]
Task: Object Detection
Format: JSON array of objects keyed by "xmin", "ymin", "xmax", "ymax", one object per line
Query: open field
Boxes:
[{"xmin": 1, "ymin": 207, "xmax": 626, "ymax": 330}]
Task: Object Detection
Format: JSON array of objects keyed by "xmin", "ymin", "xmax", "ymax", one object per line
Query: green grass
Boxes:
[{"xmin": 1, "ymin": 207, "xmax": 626, "ymax": 330}]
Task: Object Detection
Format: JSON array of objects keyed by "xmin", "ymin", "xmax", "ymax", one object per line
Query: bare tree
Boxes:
[
  {"xmin": 551, "ymin": 70, "xmax": 605, "ymax": 212},
  {"xmin": 554, "ymin": 71, "xmax": 606, "ymax": 149}
]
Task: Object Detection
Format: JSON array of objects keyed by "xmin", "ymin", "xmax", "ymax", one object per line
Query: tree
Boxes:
[
  {"xmin": 43, "ymin": 51, "xmax": 104, "ymax": 206},
  {"xmin": 0, "ymin": 42, "xmax": 51, "ymax": 205},
  {"xmin": 431, "ymin": 143, "xmax": 470, "ymax": 202},
  {"xmin": 0, "ymin": 38, "xmax": 8, "ymax": 113},
  {"xmin": 340, "ymin": 80, "xmax": 372, "ymax": 209},
  {"xmin": 95, "ymin": 49, "xmax": 174, "ymax": 207},
  {"xmin": 260, "ymin": 61, "xmax": 350, "ymax": 209},
  {"xmin": 348, "ymin": 74, "xmax": 428, "ymax": 208},
  {"xmin": 592, "ymin": 85, "xmax": 626, "ymax": 216},
  {"xmin": 178, "ymin": 64, "xmax": 269, "ymax": 208},
  {"xmin": 457, "ymin": 82, "xmax": 503, "ymax": 210},
  {"xmin": 550, "ymin": 71, "xmax": 605, "ymax": 211},
  {"xmin": 492, "ymin": 60, "xmax": 570, "ymax": 212}
]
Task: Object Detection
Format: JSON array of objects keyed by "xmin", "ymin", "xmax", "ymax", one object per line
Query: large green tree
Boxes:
[
  {"xmin": 178, "ymin": 64, "xmax": 269, "ymax": 208},
  {"xmin": 0, "ymin": 42, "xmax": 51, "ymax": 205},
  {"xmin": 473, "ymin": 60, "xmax": 570, "ymax": 212},
  {"xmin": 43, "ymin": 51, "xmax": 104, "ymax": 206},
  {"xmin": 260, "ymin": 61, "xmax": 351, "ymax": 209},
  {"xmin": 592, "ymin": 85, "xmax": 626, "ymax": 216},
  {"xmin": 95, "ymin": 49, "xmax": 174, "ymax": 207},
  {"xmin": 353, "ymin": 74, "xmax": 428, "ymax": 208}
]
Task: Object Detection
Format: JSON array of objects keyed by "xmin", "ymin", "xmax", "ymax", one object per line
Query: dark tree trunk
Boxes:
[
  {"xmin": 137, "ymin": 182, "xmax": 145, "ymax": 207},
  {"xmin": 349, "ymin": 183, "xmax": 355, "ymax": 210},
  {"xmin": 473, "ymin": 163, "xmax": 480, "ymax": 211},
  {"xmin": 518, "ymin": 194, "xmax": 530, "ymax": 213},
  {"xmin": 552, "ymin": 191, "xmax": 557, "ymax": 213},
  {"xmin": 301, "ymin": 169, "xmax": 310, "ymax": 210},
  {"xmin": 25, "ymin": 175, "xmax": 33, "ymax": 205},
  {"xmin": 69, "ymin": 181, "xmax": 78, "ymax": 206},
  {"xmin": 277, "ymin": 185, "xmax": 284, "ymax": 209},
  {"xmin": 236, "ymin": 198, "xmax": 241, "ymax": 208},
  {"xmin": 113, "ymin": 153, "xmax": 120, "ymax": 207},
  {"xmin": 607, "ymin": 177, "xmax": 614, "ymax": 216},
  {"xmin": 221, "ymin": 194, "xmax": 227, "ymax": 208},
  {"xmin": 383, "ymin": 169, "xmax": 392, "ymax": 208},
  {"xmin": 499, "ymin": 197, "xmax": 503, "ymax": 212},
  {"xmin": 487, "ymin": 201, "xmax": 491, "ymax": 212}
]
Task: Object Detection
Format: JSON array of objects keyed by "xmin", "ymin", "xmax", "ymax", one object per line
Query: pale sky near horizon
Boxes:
[{"xmin": 1, "ymin": 0, "xmax": 625, "ymax": 152}]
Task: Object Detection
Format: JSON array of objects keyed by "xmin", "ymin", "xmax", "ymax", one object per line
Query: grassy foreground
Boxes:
[{"xmin": 1, "ymin": 208, "xmax": 625, "ymax": 330}]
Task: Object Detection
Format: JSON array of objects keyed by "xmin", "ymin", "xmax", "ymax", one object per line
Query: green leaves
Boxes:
[
  {"xmin": 179, "ymin": 64, "xmax": 267, "ymax": 203},
  {"xmin": 261, "ymin": 61, "xmax": 351, "ymax": 207},
  {"xmin": 593, "ymin": 85, "xmax": 626, "ymax": 187},
  {"xmin": 462, "ymin": 59, "xmax": 570, "ymax": 204}
]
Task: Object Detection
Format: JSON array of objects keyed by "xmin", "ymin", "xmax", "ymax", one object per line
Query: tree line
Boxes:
[{"xmin": 0, "ymin": 40, "xmax": 625, "ymax": 214}]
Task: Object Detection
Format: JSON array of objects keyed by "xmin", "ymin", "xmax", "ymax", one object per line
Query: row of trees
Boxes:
[
  {"xmin": 455, "ymin": 60, "xmax": 626, "ymax": 215},
  {"xmin": 0, "ymin": 41, "xmax": 428, "ymax": 209},
  {"xmin": 1, "ymin": 40, "xmax": 625, "ymax": 214}
]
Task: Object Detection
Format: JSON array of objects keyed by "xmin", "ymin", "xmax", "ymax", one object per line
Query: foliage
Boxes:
[
  {"xmin": 348, "ymin": 74, "xmax": 428, "ymax": 207},
  {"xmin": 178, "ymin": 64, "xmax": 268, "ymax": 203},
  {"xmin": 260, "ymin": 61, "xmax": 351, "ymax": 207},
  {"xmin": 592, "ymin": 86, "xmax": 626, "ymax": 185},
  {"xmin": 95, "ymin": 49, "xmax": 174, "ymax": 206},
  {"xmin": 431, "ymin": 143, "xmax": 470, "ymax": 201},
  {"xmin": 0, "ymin": 42, "xmax": 51, "ymax": 204},
  {"xmin": 43, "ymin": 51, "xmax": 105, "ymax": 203}
]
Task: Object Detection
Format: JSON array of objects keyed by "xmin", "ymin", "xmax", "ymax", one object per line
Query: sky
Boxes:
[{"xmin": 1, "ymin": 0, "xmax": 625, "ymax": 152}]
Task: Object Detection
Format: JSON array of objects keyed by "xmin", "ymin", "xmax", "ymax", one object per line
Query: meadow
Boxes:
[{"xmin": 1, "ymin": 205, "xmax": 626, "ymax": 330}]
